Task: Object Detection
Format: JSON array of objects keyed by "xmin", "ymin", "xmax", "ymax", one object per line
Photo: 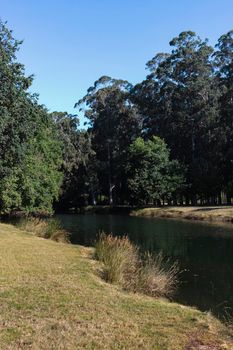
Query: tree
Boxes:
[
  {"xmin": 0, "ymin": 21, "xmax": 63, "ymax": 214},
  {"xmin": 76, "ymin": 76, "xmax": 143, "ymax": 204},
  {"xmin": 214, "ymin": 30, "xmax": 233, "ymax": 203},
  {"xmin": 127, "ymin": 137, "xmax": 185, "ymax": 205},
  {"xmin": 52, "ymin": 112, "xmax": 99, "ymax": 209},
  {"xmin": 132, "ymin": 31, "xmax": 221, "ymax": 204}
]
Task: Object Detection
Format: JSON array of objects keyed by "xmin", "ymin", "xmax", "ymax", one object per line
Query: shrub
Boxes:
[
  {"xmin": 95, "ymin": 233, "xmax": 179, "ymax": 298},
  {"xmin": 17, "ymin": 217, "xmax": 70, "ymax": 243}
]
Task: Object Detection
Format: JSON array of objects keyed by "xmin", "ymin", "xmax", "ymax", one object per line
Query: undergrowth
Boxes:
[{"xmin": 16, "ymin": 217, "xmax": 70, "ymax": 243}]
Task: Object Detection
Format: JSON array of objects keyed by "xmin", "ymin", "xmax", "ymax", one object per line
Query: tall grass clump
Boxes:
[
  {"xmin": 136, "ymin": 253, "xmax": 179, "ymax": 298},
  {"xmin": 95, "ymin": 233, "xmax": 179, "ymax": 298},
  {"xmin": 17, "ymin": 217, "xmax": 70, "ymax": 243},
  {"xmin": 95, "ymin": 233, "xmax": 138, "ymax": 285}
]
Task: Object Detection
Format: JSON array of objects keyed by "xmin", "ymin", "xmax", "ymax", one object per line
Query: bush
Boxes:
[
  {"xmin": 95, "ymin": 233, "xmax": 179, "ymax": 298},
  {"xmin": 17, "ymin": 217, "xmax": 70, "ymax": 243}
]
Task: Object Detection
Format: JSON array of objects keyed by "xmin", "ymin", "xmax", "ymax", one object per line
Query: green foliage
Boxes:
[
  {"xmin": 76, "ymin": 76, "xmax": 142, "ymax": 205},
  {"xmin": 132, "ymin": 31, "xmax": 222, "ymax": 203},
  {"xmin": 55, "ymin": 30, "xmax": 233, "ymax": 207},
  {"xmin": 1, "ymin": 20, "xmax": 233, "ymax": 210},
  {"xmin": 52, "ymin": 112, "xmax": 99, "ymax": 209},
  {"xmin": 214, "ymin": 31, "xmax": 233, "ymax": 201},
  {"xmin": 127, "ymin": 137, "xmax": 185, "ymax": 204},
  {"xmin": 0, "ymin": 21, "xmax": 63, "ymax": 214},
  {"xmin": 0, "ymin": 169, "xmax": 22, "ymax": 210},
  {"xmin": 18, "ymin": 125, "xmax": 63, "ymax": 214}
]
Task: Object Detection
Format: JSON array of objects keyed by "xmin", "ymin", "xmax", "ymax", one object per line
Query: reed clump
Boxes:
[
  {"xmin": 95, "ymin": 233, "xmax": 179, "ymax": 298},
  {"xmin": 95, "ymin": 233, "xmax": 138, "ymax": 285},
  {"xmin": 17, "ymin": 217, "xmax": 70, "ymax": 243}
]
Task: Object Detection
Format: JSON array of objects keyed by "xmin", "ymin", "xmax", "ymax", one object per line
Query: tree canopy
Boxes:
[
  {"xmin": 127, "ymin": 137, "xmax": 185, "ymax": 205},
  {"xmin": 1, "ymin": 22, "xmax": 233, "ymax": 212},
  {"xmin": 0, "ymin": 21, "xmax": 62, "ymax": 214}
]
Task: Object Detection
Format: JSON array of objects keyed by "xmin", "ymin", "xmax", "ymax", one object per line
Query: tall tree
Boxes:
[
  {"xmin": 0, "ymin": 21, "xmax": 62, "ymax": 214},
  {"xmin": 133, "ymin": 31, "xmax": 221, "ymax": 203},
  {"xmin": 214, "ymin": 30, "xmax": 233, "ymax": 203},
  {"xmin": 52, "ymin": 112, "xmax": 99, "ymax": 209},
  {"xmin": 76, "ymin": 76, "xmax": 142, "ymax": 204}
]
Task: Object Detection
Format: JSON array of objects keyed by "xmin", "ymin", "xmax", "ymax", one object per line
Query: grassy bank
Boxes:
[
  {"xmin": 131, "ymin": 206, "xmax": 233, "ymax": 224},
  {"xmin": 0, "ymin": 224, "xmax": 232, "ymax": 349}
]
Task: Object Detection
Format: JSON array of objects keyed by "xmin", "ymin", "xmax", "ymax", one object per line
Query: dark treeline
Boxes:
[{"xmin": 1, "ymin": 21, "xmax": 233, "ymax": 214}]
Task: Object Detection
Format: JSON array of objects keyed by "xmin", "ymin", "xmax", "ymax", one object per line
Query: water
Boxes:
[{"xmin": 56, "ymin": 213, "xmax": 233, "ymax": 319}]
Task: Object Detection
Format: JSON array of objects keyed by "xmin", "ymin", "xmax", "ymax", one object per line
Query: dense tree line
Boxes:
[
  {"xmin": 0, "ymin": 21, "xmax": 62, "ymax": 214},
  {"xmin": 62, "ymin": 30, "xmax": 233, "ymax": 207},
  {"xmin": 1, "ymin": 21, "xmax": 233, "ymax": 213}
]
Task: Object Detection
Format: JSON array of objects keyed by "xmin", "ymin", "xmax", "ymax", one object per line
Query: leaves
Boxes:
[
  {"xmin": 0, "ymin": 21, "xmax": 63, "ymax": 214},
  {"xmin": 127, "ymin": 137, "xmax": 185, "ymax": 204}
]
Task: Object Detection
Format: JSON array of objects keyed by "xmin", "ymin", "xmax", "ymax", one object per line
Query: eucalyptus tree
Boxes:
[
  {"xmin": 76, "ymin": 76, "xmax": 143, "ymax": 204},
  {"xmin": 133, "ymin": 31, "xmax": 221, "ymax": 203},
  {"xmin": 214, "ymin": 30, "xmax": 233, "ymax": 203}
]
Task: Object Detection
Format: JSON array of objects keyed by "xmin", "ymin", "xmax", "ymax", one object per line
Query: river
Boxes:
[{"xmin": 56, "ymin": 213, "xmax": 233, "ymax": 319}]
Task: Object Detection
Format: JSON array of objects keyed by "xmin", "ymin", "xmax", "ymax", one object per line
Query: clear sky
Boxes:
[{"xmin": 1, "ymin": 0, "xmax": 233, "ymax": 125}]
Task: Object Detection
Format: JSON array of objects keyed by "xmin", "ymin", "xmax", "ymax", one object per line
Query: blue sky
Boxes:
[{"xmin": 1, "ymin": 0, "xmax": 233, "ymax": 125}]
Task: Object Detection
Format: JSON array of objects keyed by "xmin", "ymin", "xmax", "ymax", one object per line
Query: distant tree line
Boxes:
[{"xmin": 1, "ymin": 21, "xmax": 233, "ymax": 214}]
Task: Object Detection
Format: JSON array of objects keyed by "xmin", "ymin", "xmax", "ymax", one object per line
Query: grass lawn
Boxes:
[
  {"xmin": 131, "ymin": 206, "xmax": 233, "ymax": 224},
  {"xmin": 0, "ymin": 223, "xmax": 232, "ymax": 349}
]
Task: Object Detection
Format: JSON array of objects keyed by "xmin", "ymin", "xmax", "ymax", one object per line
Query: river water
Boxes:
[{"xmin": 56, "ymin": 213, "xmax": 233, "ymax": 319}]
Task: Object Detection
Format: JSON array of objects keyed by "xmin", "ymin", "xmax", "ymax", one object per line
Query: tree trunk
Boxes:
[
  {"xmin": 218, "ymin": 192, "xmax": 222, "ymax": 205},
  {"xmin": 173, "ymin": 196, "xmax": 177, "ymax": 206},
  {"xmin": 191, "ymin": 195, "xmax": 197, "ymax": 206},
  {"xmin": 107, "ymin": 141, "xmax": 114, "ymax": 205},
  {"xmin": 226, "ymin": 193, "xmax": 231, "ymax": 205}
]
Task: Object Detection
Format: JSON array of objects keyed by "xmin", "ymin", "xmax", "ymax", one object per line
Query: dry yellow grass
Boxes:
[
  {"xmin": 131, "ymin": 206, "xmax": 233, "ymax": 224},
  {"xmin": 0, "ymin": 223, "xmax": 232, "ymax": 349}
]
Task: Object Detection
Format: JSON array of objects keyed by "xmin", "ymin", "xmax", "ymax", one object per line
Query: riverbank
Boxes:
[
  {"xmin": 61, "ymin": 205, "xmax": 233, "ymax": 225},
  {"xmin": 131, "ymin": 206, "xmax": 233, "ymax": 224},
  {"xmin": 0, "ymin": 224, "xmax": 232, "ymax": 349}
]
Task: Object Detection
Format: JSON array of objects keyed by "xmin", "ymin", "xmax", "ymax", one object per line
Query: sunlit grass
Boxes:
[
  {"xmin": 131, "ymin": 206, "xmax": 233, "ymax": 224},
  {"xmin": 0, "ymin": 223, "xmax": 232, "ymax": 349}
]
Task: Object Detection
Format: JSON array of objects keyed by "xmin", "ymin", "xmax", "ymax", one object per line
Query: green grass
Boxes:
[{"xmin": 0, "ymin": 223, "xmax": 232, "ymax": 349}]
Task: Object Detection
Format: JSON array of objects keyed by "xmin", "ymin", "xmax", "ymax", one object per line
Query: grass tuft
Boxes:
[
  {"xmin": 16, "ymin": 217, "xmax": 70, "ymax": 243},
  {"xmin": 95, "ymin": 233, "xmax": 179, "ymax": 298},
  {"xmin": 95, "ymin": 233, "xmax": 138, "ymax": 285},
  {"xmin": 136, "ymin": 252, "xmax": 179, "ymax": 298}
]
